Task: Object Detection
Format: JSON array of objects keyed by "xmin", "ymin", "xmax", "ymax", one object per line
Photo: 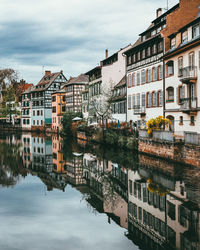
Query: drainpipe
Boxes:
[
  {"xmin": 123, "ymin": 52, "xmax": 128, "ymax": 122},
  {"xmin": 163, "ymin": 57, "xmax": 166, "ymax": 118}
]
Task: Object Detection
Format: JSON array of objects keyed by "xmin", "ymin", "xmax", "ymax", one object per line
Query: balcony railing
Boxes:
[
  {"xmin": 179, "ymin": 66, "xmax": 197, "ymax": 83},
  {"xmin": 180, "ymin": 97, "xmax": 198, "ymax": 111},
  {"xmin": 133, "ymin": 106, "xmax": 146, "ymax": 115}
]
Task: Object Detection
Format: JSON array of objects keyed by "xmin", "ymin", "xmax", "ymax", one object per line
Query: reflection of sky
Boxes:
[{"xmin": 0, "ymin": 175, "xmax": 138, "ymax": 250}]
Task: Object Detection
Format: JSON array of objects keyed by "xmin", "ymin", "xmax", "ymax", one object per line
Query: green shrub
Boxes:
[
  {"xmin": 105, "ymin": 131, "xmax": 118, "ymax": 145},
  {"xmin": 126, "ymin": 136, "xmax": 138, "ymax": 150},
  {"xmin": 118, "ymin": 135, "xmax": 127, "ymax": 148}
]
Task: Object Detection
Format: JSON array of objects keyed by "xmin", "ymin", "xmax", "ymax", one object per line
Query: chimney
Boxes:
[
  {"xmin": 156, "ymin": 8, "xmax": 162, "ymax": 18},
  {"xmin": 105, "ymin": 49, "xmax": 108, "ymax": 59},
  {"xmin": 45, "ymin": 70, "xmax": 51, "ymax": 76}
]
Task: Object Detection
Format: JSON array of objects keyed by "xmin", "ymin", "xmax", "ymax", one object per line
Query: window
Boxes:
[
  {"xmin": 52, "ymin": 96, "xmax": 56, "ymax": 102},
  {"xmin": 128, "ymin": 95, "xmax": 131, "ymax": 109},
  {"xmin": 54, "ymin": 84, "xmax": 56, "ymax": 88},
  {"xmin": 147, "ymin": 47, "xmax": 151, "ymax": 57},
  {"xmin": 182, "ymin": 30, "xmax": 188, "ymax": 44},
  {"xmin": 192, "ymin": 23, "xmax": 200, "ymax": 38},
  {"xmin": 129, "ymin": 180, "xmax": 133, "ymax": 194},
  {"xmin": 179, "ymin": 116, "xmax": 183, "ymax": 125},
  {"xmin": 132, "ymin": 73, "xmax": 135, "ymax": 86},
  {"xmin": 190, "ymin": 116, "xmax": 195, "ymax": 126},
  {"xmin": 166, "ymin": 87, "xmax": 174, "ymax": 102},
  {"xmin": 137, "ymin": 72, "xmax": 140, "ymax": 85},
  {"xmin": 33, "ymin": 120, "xmax": 35, "ymax": 125},
  {"xmin": 152, "ymin": 44, "xmax": 157, "ymax": 54},
  {"xmin": 33, "ymin": 111, "xmax": 35, "ymax": 116},
  {"xmin": 178, "ymin": 57, "xmax": 183, "ymax": 76},
  {"xmin": 141, "ymin": 93, "xmax": 146, "ymax": 107},
  {"xmin": 147, "ymin": 92, "xmax": 152, "ymax": 107},
  {"xmin": 27, "ymin": 119, "xmax": 30, "ymax": 125},
  {"xmin": 141, "ymin": 70, "xmax": 146, "ymax": 84},
  {"xmin": 153, "ymin": 67, "xmax": 157, "ymax": 81},
  {"xmin": 128, "ymin": 56, "xmax": 132, "ymax": 64},
  {"xmin": 158, "ymin": 41, "xmax": 163, "ymax": 52},
  {"xmin": 52, "ymin": 107, "xmax": 56, "ymax": 113},
  {"xmin": 199, "ymin": 51, "xmax": 200, "ymax": 69},
  {"xmin": 147, "ymin": 69, "xmax": 151, "ymax": 83},
  {"xmin": 158, "ymin": 65, "xmax": 163, "ymax": 80},
  {"xmin": 128, "ymin": 74, "xmax": 132, "ymax": 87},
  {"xmin": 41, "ymin": 110, "xmax": 43, "ymax": 116},
  {"xmin": 158, "ymin": 91, "xmax": 163, "ymax": 106},
  {"xmin": 152, "ymin": 92, "xmax": 157, "ymax": 106},
  {"xmin": 37, "ymin": 110, "xmax": 40, "ymax": 116},
  {"xmin": 142, "ymin": 49, "xmax": 145, "ymax": 59},
  {"xmin": 166, "ymin": 61, "xmax": 174, "ymax": 76},
  {"xmin": 137, "ymin": 51, "xmax": 141, "ymax": 61},
  {"xmin": 170, "ymin": 37, "xmax": 176, "ymax": 49},
  {"xmin": 136, "ymin": 93, "xmax": 140, "ymax": 107},
  {"xmin": 132, "ymin": 54, "xmax": 136, "ymax": 63},
  {"xmin": 177, "ymin": 85, "xmax": 185, "ymax": 104},
  {"xmin": 132, "ymin": 94, "xmax": 136, "ymax": 109},
  {"xmin": 189, "ymin": 52, "xmax": 195, "ymax": 67}
]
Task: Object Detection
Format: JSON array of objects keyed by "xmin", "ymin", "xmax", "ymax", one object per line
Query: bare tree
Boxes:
[
  {"xmin": 89, "ymin": 79, "xmax": 116, "ymax": 127},
  {"xmin": 0, "ymin": 68, "xmax": 18, "ymax": 89}
]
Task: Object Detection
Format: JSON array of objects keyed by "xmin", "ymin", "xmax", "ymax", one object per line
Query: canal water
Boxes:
[{"xmin": 0, "ymin": 132, "xmax": 199, "ymax": 250}]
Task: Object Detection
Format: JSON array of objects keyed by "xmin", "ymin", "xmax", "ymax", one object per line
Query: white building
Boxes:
[
  {"xmin": 125, "ymin": 6, "xmax": 179, "ymax": 127},
  {"xmin": 21, "ymin": 85, "xmax": 33, "ymax": 130}
]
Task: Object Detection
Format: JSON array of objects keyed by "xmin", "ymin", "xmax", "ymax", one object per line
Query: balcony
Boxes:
[
  {"xmin": 179, "ymin": 66, "xmax": 197, "ymax": 84},
  {"xmin": 180, "ymin": 97, "xmax": 198, "ymax": 114},
  {"xmin": 133, "ymin": 106, "xmax": 146, "ymax": 115}
]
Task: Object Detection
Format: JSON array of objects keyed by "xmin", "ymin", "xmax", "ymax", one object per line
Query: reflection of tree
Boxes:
[{"xmin": 0, "ymin": 138, "xmax": 27, "ymax": 187}]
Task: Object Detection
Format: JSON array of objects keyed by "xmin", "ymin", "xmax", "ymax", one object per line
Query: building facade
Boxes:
[
  {"xmin": 21, "ymin": 85, "xmax": 33, "ymax": 130},
  {"xmin": 51, "ymin": 90, "xmax": 66, "ymax": 132},
  {"xmin": 31, "ymin": 70, "xmax": 67, "ymax": 131},
  {"xmin": 64, "ymin": 74, "xmax": 88, "ymax": 113}
]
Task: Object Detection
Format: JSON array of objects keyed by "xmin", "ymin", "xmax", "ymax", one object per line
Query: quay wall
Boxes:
[{"xmin": 138, "ymin": 138, "xmax": 200, "ymax": 168}]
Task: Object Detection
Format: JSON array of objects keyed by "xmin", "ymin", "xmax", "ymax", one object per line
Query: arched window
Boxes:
[
  {"xmin": 166, "ymin": 87, "xmax": 174, "ymax": 102},
  {"xmin": 166, "ymin": 61, "xmax": 174, "ymax": 76}
]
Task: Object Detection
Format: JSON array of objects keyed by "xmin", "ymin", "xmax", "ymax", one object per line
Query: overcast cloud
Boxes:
[{"xmin": 0, "ymin": 0, "xmax": 179, "ymax": 83}]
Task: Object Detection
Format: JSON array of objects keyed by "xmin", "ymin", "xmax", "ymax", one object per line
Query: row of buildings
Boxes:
[{"xmin": 19, "ymin": 0, "xmax": 200, "ymax": 136}]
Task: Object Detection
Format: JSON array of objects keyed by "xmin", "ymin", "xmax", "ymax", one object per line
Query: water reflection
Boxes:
[{"xmin": 0, "ymin": 132, "xmax": 199, "ymax": 250}]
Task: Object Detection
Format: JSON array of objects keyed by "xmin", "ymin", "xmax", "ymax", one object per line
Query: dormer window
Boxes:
[
  {"xmin": 137, "ymin": 51, "xmax": 141, "ymax": 61},
  {"xmin": 170, "ymin": 37, "xmax": 176, "ymax": 49},
  {"xmin": 142, "ymin": 49, "xmax": 145, "ymax": 59},
  {"xmin": 152, "ymin": 44, "xmax": 157, "ymax": 54},
  {"xmin": 151, "ymin": 30, "xmax": 156, "ymax": 36},
  {"xmin": 192, "ymin": 23, "xmax": 200, "ymax": 38},
  {"xmin": 147, "ymin": 47, "xmax": 151, "ymax": 57},
  {"xmin": 182, "ymin": 30, "xmax": 188, "ymax": 44}
]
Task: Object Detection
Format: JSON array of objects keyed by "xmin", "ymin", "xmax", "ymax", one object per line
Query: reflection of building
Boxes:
[
  {"xmin": 21, "ymin": 133, "xmax": 32, "ymax": 168},
  {"xmin": 64, "ymin": 152, "xmax": 86, "ymax": 186},
  {"xmin": 30, "ymin": 135, "xmax": 53, "ymax": 173},
  {"xmin": 127, "ymin": 165, "xmax": 200, "ymax": 250}
]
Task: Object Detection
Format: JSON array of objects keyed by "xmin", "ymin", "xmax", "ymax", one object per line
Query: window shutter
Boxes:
[{"xmin": 177, "ymin": 87, "xmax": 180, "ymax": 104}]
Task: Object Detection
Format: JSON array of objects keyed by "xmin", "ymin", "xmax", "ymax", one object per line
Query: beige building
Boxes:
[{"xmin": 164, "ymin": 17, "xmax": 200, "ymax": 135}]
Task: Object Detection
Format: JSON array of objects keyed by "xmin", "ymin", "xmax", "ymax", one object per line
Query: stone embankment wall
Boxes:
[{"xmin": 138, "ymin": 138, "xmax": 200, "ymax": 168}]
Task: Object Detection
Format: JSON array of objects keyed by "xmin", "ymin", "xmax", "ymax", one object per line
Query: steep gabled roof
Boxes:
[
  {"xmin": 32, "ymin": 71, "xmax": 66, "ymax": 92},
  {"xmin": 64, "ymin": 74, "xmax": 89, "ymax": 87}
]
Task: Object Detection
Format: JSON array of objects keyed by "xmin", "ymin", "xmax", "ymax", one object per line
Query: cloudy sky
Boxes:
[{"xmin": 0, "ymin": 0, "xmax": 179, "ymax": 84}]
